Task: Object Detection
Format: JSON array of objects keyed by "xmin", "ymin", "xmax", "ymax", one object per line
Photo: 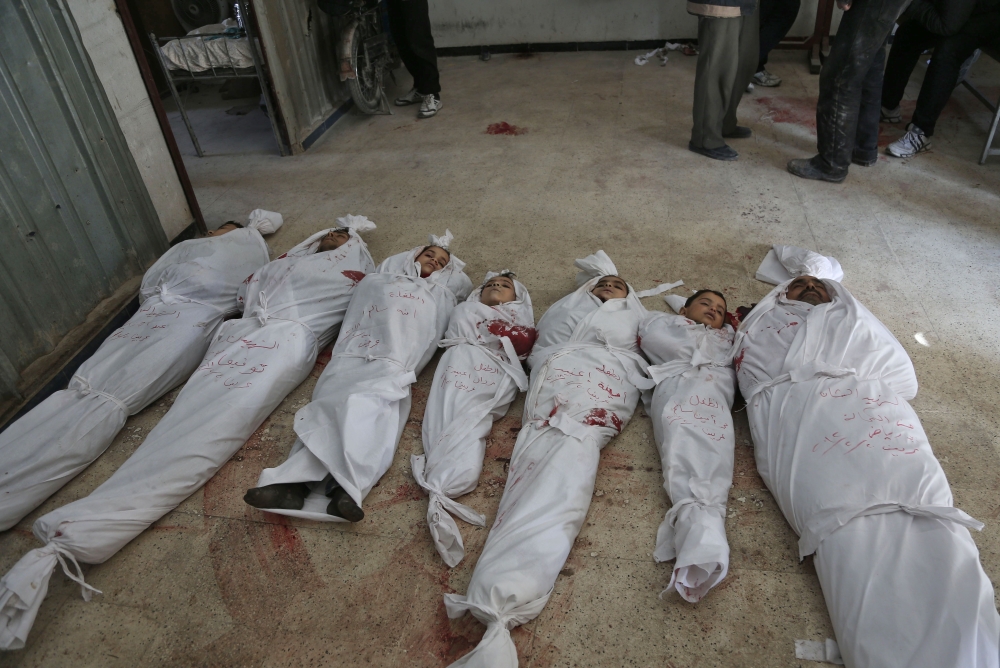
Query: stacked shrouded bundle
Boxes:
[
  {"xmin": 0, "ymin": 221, "xmax": 274, "ymax": 533},
  {"xmin": 0, "ymin": 217, "xmax": 380, "ymax": 651}
]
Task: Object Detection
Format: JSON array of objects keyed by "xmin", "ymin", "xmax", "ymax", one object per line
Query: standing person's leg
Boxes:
[
  {"xmin": 387, "ymin": 0, "xmax": 421, "ymax": 104},
  {"xmin": 723, "ymin": 7, "xmax": 760, "ymax": 138},
  {"xmin": 880, "ymin": 22, "xmax": 938, "ymax": 120},
  {"xmin": 887, "ymin": 21, "xmax": 991, "ymax": 157},
  {"xmin": 756, "ymin": 0, "xmax": 801, "ymax": 85},
  {"xmin": 910, "ymin": 27, "xmax": 989, "ymax": 135},
  {"xmin": 691, "ymin": 16, "xmax": 742, "ymax": 159},
  {"xmin": 388, "ymin": 0, "xmax": 442, "ymax": 114},
  {"xmin": 852, "ymin": 38, "xmax": 887, "ymax": 166},
  {"xmin": 787, "ymin": 0, "xmax": 907, "ymax": 181}
]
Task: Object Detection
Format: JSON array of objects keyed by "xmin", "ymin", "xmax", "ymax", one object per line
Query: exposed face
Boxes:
[
  {"xmin": 480, "ymin": 275, "xmax": 517, "ymax": 306},
  {"xmin": 786, "ymin": 276, "xmax": 831, "ymax": 305},
  {"xmin": 207, "ymin": 222, "xmax": 240, "ymax": 237},
  {"xmin": 592, "ymin": 275, "xmax": 628, "ymax": 302},
  {"xmin": 317, "ymin": 229, "xmax": 350, "ymax": 253},
  {"xmin": 417, "ymin": 246, "xmax": 450, "ymax": 277},
  {"xmin": 679, "ymin": 292, "xmax": 727, "ymax": 329}
]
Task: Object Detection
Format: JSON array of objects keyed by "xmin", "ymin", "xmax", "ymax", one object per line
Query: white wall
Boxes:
[
  {"xmin": 429, "ymin": 0, "xmax": 843, "ymax": 48},
  {"xmin": 68, "ymin": 0, "xmax": 194, "ymax": 240}
]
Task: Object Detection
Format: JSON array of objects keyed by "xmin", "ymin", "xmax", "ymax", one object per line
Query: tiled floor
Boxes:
[{"xmin": 3, "ymin": 49, "xmax": 999, "ymax": 666}]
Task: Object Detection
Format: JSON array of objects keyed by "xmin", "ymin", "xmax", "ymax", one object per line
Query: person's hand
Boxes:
[{"xmin": 837, "ymin": 0, "xmax": 852, "ymax": 9}]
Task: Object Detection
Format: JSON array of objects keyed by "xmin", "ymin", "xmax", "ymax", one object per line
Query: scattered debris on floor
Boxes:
[{"xmin": 635, "ymin": 42, "xmax": 684, "ymax": 66}]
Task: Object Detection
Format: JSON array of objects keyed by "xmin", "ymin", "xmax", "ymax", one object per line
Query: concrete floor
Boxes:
[{"xmin": 3, "ymin": 49, "xmax": 1000, "ymax": 667}]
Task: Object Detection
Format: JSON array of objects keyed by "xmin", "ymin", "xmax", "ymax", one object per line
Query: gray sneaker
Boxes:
[
  {"xmin": 394, "ymin": 87, "xmax": 422, "ymax": 106},
  {"xmin": 880, "ymin": 105, "xmax": 902, "ymax": 123},
  {"xmin": 418, "ymin": 94, "xmax": 442, "ymax": 119},
  {"xmin": 886, "ymin": 123, "xmax": 930, "ymax": 158},
  {"xmin": 753, "ymin": 69, "xmax": 781, "ymax": 87}
]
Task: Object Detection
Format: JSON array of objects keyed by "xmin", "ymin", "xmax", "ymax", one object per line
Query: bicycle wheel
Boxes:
[{"xmin": 347, "ymin": 17, "xmax": 385, "ymax": 114}]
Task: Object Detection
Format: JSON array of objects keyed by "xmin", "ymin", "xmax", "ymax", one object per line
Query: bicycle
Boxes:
[{"xmin": 321, "ymin": 0, "xmax": 399, "ymax": 114}]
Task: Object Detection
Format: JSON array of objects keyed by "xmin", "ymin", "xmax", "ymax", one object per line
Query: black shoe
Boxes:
[
  {"xmin": 851, "ymin": 151, "xmax": 878, "ymax": 167},
  {"xmin": 244, "ymin": 482, "xmax": 310, "ymax": 510},
  {"xmin": 787, "ymin": 157, "xmax": 847, "ymax": 183},
  {"xmin": 688, "ymin": 142, "xmax": 738, "ymax": 161},
  {"xmin": 723, "ymin": 126, "xmax": 752, "ymax": 139},
  {"xmin": 327, "ymin": 487, "xmax": 365, "ymax": 522}
]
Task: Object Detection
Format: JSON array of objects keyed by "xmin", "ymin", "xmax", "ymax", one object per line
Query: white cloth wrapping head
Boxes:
[
  {"xmin": 445, "ymin": 252, "xmax": 652, "ymax": 667},
  {"xmin": 428, "ymin": 228, "xmax": 454, "ymax": 249},
  {"xmin": 755, "ymin": 245, "xmax": 844, "ymax": 285},
  {"xmin": 639, "ymin": 311, "xmax": 736, "ymax": 602},
  {"xmin": 733, "ymin": 278, "xmax": 999, "ymax": 667},
  {"xmin": 414, "ymin": 272, "xmax": 536, "ymax": 566},
  {"xmin": 245, "ymin": 208, "xmax": 284, "ymax": 235}
]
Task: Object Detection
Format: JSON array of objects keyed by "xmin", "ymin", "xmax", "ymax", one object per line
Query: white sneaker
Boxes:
[
  {"xmin": 886, "ymin": 123, "xmax": 930, "ymax": 158},
  {"xmin": 880, "ymin": 105, "xmax": 901, "ymax": 123},
  {"xmin": 746, "ymin": 82, "xmax": 755, "ymax": 94},
  {"xmin": 753, "ymin": 69, "xmax": 781, "ymax": 87},
  {"xmin": 418, "ymin": 94, "xmax": 442, "ymax": 119},
  {"xmin": 394, "ymin": 88, "xmax": 422, "ymax": 106}
]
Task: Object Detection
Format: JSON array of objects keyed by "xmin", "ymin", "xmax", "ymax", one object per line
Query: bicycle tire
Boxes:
[{"xmin": 347, "ymin": 19, "xmax": 384, "ymax": 114}]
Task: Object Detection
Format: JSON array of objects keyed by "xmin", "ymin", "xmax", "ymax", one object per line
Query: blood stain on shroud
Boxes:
[
  {"xmin": 486, "ymin": 320, "xmax": 537, "ymax": 357},
  {"xmin": 341, "ymin": 269, "xmax": 366, "ymax": 285}
]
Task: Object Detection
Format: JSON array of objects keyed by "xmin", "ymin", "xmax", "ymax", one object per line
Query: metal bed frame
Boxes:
[
  {"xmin": 148, "ymin": 0, "xmax": 287, "ymax": 157},
  {"xmin": 958, "ymin": 45, "xmax": 1000, "ymax": 165}
]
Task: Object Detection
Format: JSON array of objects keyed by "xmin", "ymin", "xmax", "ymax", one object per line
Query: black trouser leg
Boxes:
[
  {"xmin": 881, "ymin": 22, "xmax": 938, "ymax": 111},
  {"xmin": 757, "ymin": 0, "xmax": 801, "ymax": 71},
  {"xmin": 815, "ymin": 0, "xmax": 908, "ymax": 170},
  {"xmin": 853, "ymin": 38, "xmax": 887, "ymax": 161},
  {"xmin": 910, "ymin": 20, "xmax": 996, "ymax": 135},
  {"xmin": 386, "ymin": 0, "xmax": 440, "ymax": 95}
]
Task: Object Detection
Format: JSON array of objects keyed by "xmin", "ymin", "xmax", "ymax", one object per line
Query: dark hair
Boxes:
[
  {"xmin": 685, "ymin": 289, "xmax": 727, "ymax": 310},
  {"xmin": 222, "ymin": 221, "xmax": 244, "ymax": 229},
  {"xmin": 421, "ymin": 245, "xmax": 450, "ymax": 258}
]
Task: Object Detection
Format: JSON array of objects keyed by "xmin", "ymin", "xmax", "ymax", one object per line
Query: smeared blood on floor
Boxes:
[
  {"xmin": 487, "ymin": 320, "xmax": 538, "ymax": 358},
  {"xmin": 754, "ymin": 96, "xmax": 817, "ymax": 130},
  {"xmin": 191, "ymin": 418, "xmax": 323, "ymax": 665},
  {"xmin": 341, "ymin": 269, "xmax": 366, "ymax": 285},
  {"xmin": 486, "ymin": 122, "xmax": 527, "ymax": 136}
]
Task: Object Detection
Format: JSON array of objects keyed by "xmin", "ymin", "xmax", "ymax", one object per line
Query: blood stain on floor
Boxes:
[{"xmin": 487, "ymin": 122, "xmax": 528, "ymax": 136}]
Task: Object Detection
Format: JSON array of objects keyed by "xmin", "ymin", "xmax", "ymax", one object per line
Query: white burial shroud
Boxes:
[
  {"xmin": 0, "ymin": 226, "xmax": 270, "ymax": 533},
  {"xmin": 413, "ymin": 273, "xmax": 536, "ymax": 567},
  {"xmin": 256, "ymin": 235, "xmax": 474, "ymax": 521},
  {"xmin": 444, "ymin": 251, "xmax": 654, "ymax": 668},
  {"xmin": 734, "ymin": 279, "xmax": 1000, "ymax": 668},
  {"xmin": 754, "ymin": 244, "xmax": 844, "ymax": 285},
  {"xmin": 639, "ymin": 308, "xmax": 735, "ymax": 603},
  {"xmin": 0, "ymin": 223, "xmax": 376, "ymax": 651}
]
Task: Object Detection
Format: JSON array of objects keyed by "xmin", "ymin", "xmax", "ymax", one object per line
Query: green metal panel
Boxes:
[{"xmin": 0, "ymin": 0, "xmax": 168, "ymax": 402}]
